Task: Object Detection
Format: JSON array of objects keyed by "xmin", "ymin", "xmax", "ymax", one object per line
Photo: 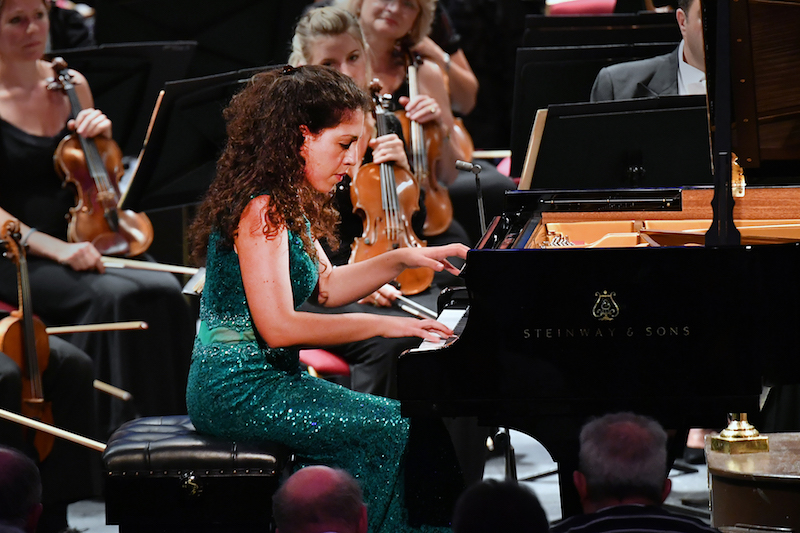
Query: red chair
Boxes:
[
  {"xmin": 299, "ymin": 349, "xmax": 350, "ymax": 386},
  {"xmin": 548, "ymin": 0, "xmax": 616, "ymax": 15}
]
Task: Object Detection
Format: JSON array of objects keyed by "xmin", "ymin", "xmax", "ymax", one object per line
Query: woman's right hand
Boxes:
[
  {"xmin": 381, "ymin": 316, "xmax": 453, "ymax": 342},
  {"xmin": 69, "ymin": 107, "xmax": 113, "ymax": 139},
  {"xmin": 55, "ymin": 241, "xmax": 105, "ymax": 272},
  {"xmin": 398, "ymin": 94, "xmax": 442, "ymax": 127},
  {"xmin": 400, "ymin": 243, "xmax": 469, "ymax": 276}
]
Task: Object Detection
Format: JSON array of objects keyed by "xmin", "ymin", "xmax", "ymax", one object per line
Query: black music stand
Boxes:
[
  {"xmin": 120, "ymin": 65, "xmax": 280, "ymax": 213},
  {"xmin": 93, "ymin": 0, "xmax": 307, "ymax": 78},
  {"xmin": 510, "ymin": 42, "xmax": 678, "ymax": 177},
  {"xmin": 523, "ymin": 12, "xmax": 680, "ymax": 47},
  {"xmin": 47, "ymin": 41, "xmax": 197, "ymax": 156},
  {"xmin": 523, "ymin": 95, "xmax": 712, "ymax": 189}
]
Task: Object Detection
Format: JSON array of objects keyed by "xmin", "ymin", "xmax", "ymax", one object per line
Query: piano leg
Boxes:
[
  {"xmin": 555, "ymin": 448, "xmax": 583, "ymax": 518},
  {"xmin": 443, "ymin": 417, "xmax": 493, "ymax": 487}
]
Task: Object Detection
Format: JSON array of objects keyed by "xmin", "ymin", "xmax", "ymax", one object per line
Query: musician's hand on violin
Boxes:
[
  {"xmin": 398, "ymin": 95, "xmax": 441, "ymax": 126},
  {"xmin": 69, "ymin": 108, "xmax": 112, "ymax": 139},
  {"xmin": 358, "ymin": 283, "xmax": 401, "ymax": 308},
  {"xmin": 369, "ymin": 134, "xmax": 411, "ymax": 172},
  {"xmin": 381, "ymin": 316, "xmax": 453, "ymax": 342},
  {"xmin": 55, "ymin": 242, "xmax": 105, "ymax": 273},
  {"xmin": 401, "ymin": 243, "xmax": 468, "ymax": 276}
]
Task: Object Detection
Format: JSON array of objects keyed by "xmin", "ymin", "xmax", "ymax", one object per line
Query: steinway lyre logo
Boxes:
[{"xmin": 592, "ymin": 290, "xmax": 619, "ymax": 321}]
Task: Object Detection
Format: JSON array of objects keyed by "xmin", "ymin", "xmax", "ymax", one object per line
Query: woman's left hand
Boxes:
[
  {"xmin": 69, "ymin": 108, "xmax": 112, "ymax": 139},
  {"xmin": 398, "ymin": 94, "xmax": 441, "ymax": 126},
  {"xmin": 402, "ymin": 243, "xmax": 468, "ymax": 276}
]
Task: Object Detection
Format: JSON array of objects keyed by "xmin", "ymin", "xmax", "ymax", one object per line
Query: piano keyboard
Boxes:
[{"xmin": 412, "ymin": 307, "xmax": 469, "ymax": 351}]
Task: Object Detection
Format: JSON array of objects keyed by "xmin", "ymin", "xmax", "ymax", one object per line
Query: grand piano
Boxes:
[{"xmin": 397, "ymin": 0, "xmax": 800, "ymax": 517}]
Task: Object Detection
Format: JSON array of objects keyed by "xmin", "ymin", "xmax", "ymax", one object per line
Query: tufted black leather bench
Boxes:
[{"xmin": 103, "ymin": 415, "xmax": 293, "ymax": 533}]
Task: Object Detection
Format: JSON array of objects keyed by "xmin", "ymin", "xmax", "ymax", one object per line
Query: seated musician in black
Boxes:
[
  {"xmin": 0, "ymin": 0, "xmax": 195, "ymax": 440},
  {"xmin": 0, "ymin": 331, "xmax": 95, "ymax": 533}
]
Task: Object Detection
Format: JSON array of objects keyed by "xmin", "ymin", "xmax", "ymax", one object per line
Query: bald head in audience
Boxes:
[
  {"xmin": 0, "ymin": 445, "xmax": 42, "ymax": 533},
  {"xmin": 574, "ymin": 412, "xmax": 671, "ymax": 514},
  {"xmin": 452, "ymin": 479, "xmax": 548, "ymax": 533},
  {"xmin": 272, "ymin": 465, "xmax": 368, "ymax": 533}
]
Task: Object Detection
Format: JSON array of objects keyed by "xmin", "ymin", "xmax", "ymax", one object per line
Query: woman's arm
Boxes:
[
  {"xmin": 0, "ymin": 207, "xmax": 105, "ymax": 272},
  {"xmin": 237, "ymin": 196, "xmax": 457, "ymax": 347},
  {"xmin": 316, "ymin": 239, "xmax": 467, "ymax": 308},
  {"xmin": 413, "ymin": 37, "xmax": 478, "ymax": 115}
]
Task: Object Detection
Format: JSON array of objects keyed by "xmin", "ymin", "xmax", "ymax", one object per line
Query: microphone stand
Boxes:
[{"xmin": 455, "ymin": 160, "xmax": 487, "ymax": 236}]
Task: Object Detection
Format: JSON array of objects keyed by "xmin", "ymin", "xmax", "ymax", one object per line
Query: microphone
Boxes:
[
  {"xmin": 455, "ymin": 160, "xmax": 481, "ymax": 173},
  {"xmin": 455, "ymin": 159, "xmax": 487, "ymax": 236}
]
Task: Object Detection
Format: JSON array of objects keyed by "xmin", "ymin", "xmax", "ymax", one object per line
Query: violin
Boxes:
[
  {"xmin": 452, "ymin": 117, "xmax": 474, "ymax": 163},
  {"xmin": 397, "ymin": 52, "xmax": 454, "ymax": 237},
  {"xmin": 0, "ymin": 219, "xmax": 55, "ymax": 462},
  {"xmin": 349, "ymin": 83, "xmax": 434, "ymax": 296},
  {"xmin": 48, "ymin": 57, "xmax": 154, "ymax": 258}
]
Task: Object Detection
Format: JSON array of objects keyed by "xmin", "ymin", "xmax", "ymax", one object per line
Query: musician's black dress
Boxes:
[{"xmin": 0, "ymin": 118, "xmax": 195, "ymax": 437}]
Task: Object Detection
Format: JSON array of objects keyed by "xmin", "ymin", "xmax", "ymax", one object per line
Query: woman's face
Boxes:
[
  {"xmin": 302, "ymin": 110, "xmax": 365, "ymax": 193},
  {"xmin": 359, "ymin": 0, "xmax": 420, "ymax": 41},
  {"xmin": 0, "ymin": 0, "xmax": 48, "ymax": 62},
  {"xmin": 306, "ymin": 33, "xmax": 368, "ymax": 89}
]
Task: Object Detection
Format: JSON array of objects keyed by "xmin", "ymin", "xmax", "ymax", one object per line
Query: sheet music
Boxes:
[{"xmin": 411, "ymin": 308, "xmax": 468, "ymax": 351}]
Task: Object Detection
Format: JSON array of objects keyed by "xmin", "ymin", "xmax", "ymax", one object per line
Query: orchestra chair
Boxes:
[
  {"xmin": 546, "ymin": 0, "xmax": 617, "ymax": 15},
  {"xmin": 102, "ymin": 415, "xmax": 293, "ymax": 533},
  {"xmin": 299, "ymin": 348, "xmax": 351, "ymax": 387}
]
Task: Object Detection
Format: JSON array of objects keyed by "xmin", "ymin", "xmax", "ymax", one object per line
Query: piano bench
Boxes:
[{"xmin": 102, "ymin": 415, "xmax": 293, "ymax": 533}]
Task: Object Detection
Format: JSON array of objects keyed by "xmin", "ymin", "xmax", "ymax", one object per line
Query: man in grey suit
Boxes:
[{"xmin": 590, "ymin": 0, "xmax": 705, "ymax": 101}]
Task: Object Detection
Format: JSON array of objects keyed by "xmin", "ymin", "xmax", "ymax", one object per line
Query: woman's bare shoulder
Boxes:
[{"xmin": 238, "ymin": 193, "xmax": 283, "ymax": 240}]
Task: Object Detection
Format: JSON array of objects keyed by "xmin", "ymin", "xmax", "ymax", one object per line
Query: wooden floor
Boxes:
[{"xmin": 68, "ymin": 430, "xmax": 711, "ymax": 532}]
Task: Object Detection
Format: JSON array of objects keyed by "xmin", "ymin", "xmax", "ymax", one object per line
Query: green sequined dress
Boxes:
[{"xmin": 186, "ymin": 223, "xmax": 454, "ymax": 533}]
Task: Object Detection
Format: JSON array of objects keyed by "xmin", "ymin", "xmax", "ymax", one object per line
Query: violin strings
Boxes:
[{"xmin": 68, "ymin": 87, "xmax": 118, "ymax": 212}]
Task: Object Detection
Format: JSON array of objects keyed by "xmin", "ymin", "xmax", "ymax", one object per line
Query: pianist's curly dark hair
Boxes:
[{"xmin": 189, "ymin": 65, "xmax": 371, "ymax": 264}]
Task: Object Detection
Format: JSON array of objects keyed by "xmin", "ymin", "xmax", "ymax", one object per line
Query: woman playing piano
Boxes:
[{"xmin": 185, "ymin": 65, "xmax": 467, "ymax": 532}]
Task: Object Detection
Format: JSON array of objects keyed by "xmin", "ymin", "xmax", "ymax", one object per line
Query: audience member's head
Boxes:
[
  {"xmin": 272, "ymin": 465, "xmax": 367, "ymax": 533},
  {"xmin": 574, "ymin": 412, "xmax": 671, "ymax": 514},
  {"xmin": 0, "ymin": 446, "xmax": 42, "ymax": 533},
  {"xmin": 676, "ymin": 0, "xmax": 704, "ymax": 71},
  {"xmin": 452, "ymin": 479, "xmax": 549, "ymax": 533}
]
